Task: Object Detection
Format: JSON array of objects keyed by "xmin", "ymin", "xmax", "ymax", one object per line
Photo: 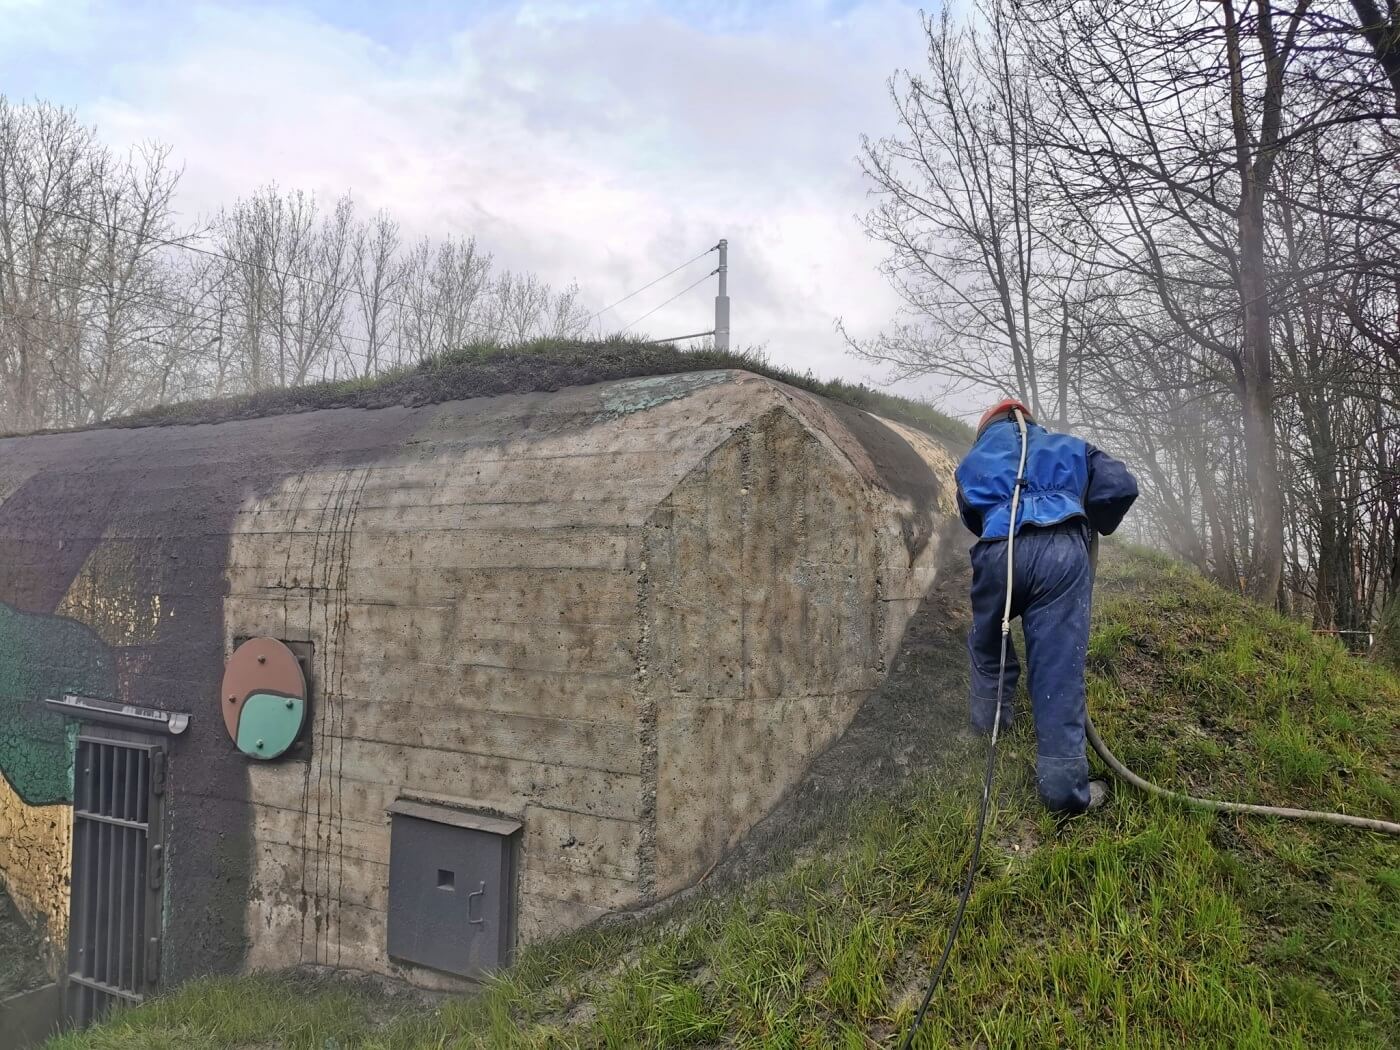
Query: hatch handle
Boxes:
[{"xmin": 467, "ymin": 882, "xmax": 487, "ymax": 925}]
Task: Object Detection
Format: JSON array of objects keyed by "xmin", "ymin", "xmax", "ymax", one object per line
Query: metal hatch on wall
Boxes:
[{"xmin": 386, "ymin": 800, "xmax": 521, "ymax": 979}]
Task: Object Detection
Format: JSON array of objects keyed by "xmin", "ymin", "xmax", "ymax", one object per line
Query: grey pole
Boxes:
[{"xmin": 714, "ymin": 239, "xmax": 730, "ymax": 351}]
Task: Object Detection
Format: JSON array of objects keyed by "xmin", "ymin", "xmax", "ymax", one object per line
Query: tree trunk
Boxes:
[
  {"xmin": 1234, "ymin": 171, "xmax": 1286, "ymax": 600},
  {"xmin": 1192, "ymin": 440, "xmax": 1237, "ymax": 587},
  {"xmin": 1238, "ymin": 359, "xmax": 1285, "ymax": 601},
  {"xmin": 1223, "ymin": 0, "xmax": 1287, "ymax": 603},
  {"xmin": 1350, "ymin": 0, "xmax": 1400, "ymax": 111}
]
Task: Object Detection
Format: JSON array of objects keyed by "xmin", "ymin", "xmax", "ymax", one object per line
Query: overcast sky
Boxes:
[{"xmin": 1, "ymin": 0, "xmax": 972, "ymax": 412}]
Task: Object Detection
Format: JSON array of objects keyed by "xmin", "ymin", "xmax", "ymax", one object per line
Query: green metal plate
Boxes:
[{"xmin": 234, "ymin": 693, "xmax": 306, "ymax": 760}]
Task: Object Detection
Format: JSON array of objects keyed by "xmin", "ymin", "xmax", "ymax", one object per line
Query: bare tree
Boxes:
[
  {"xmin": 489, "ymin": 270, "xmax": 555, "ymax": 343},
  {"xmin": 1346, "ymin": 0, "xmax": 1400, "ymax": 109},
  {"xmin": 0, "ymin": 99, "xmax": 189, "ymax": 429},
  {"xmin": 850, "ymin": 2, "xmax": 1081, "ymax": 420},
  {"xmin": 398, "ymin": 234, "xmax": 493, "ymax": 361},
  {"xmin": 280, "ymin": 193, "xmax": 352, "ymax": 386},
  {"xmin": 856, "ymin": 0, "xmax": 1400, "ymax": 627},
  {"xmin": 1009, "ymin": 0, "xmax": 1321, "ymax": 599},
  {"xmin": 542, "ymin": 281, "xmax": 591, "ymax": 340},
  {"xmin": 0, "ymin": 96, "xmax": 603, "ymax": 431},
  {"xmin": 343, "ymin": 209, "xmax": 404, "ymax": 377}
]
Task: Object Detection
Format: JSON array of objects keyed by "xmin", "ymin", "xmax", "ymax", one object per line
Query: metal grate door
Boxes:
[{"xmin": 66, "ymin": 733, "xmax": 166, "ymax": 1026}]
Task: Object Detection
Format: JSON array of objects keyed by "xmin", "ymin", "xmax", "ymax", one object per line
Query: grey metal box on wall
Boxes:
[{"xmin": 386, "ymin": 800, "xmax": 520, "ymax": 978}]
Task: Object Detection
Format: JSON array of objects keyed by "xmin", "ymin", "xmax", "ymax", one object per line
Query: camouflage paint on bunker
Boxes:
[
  {"xmin": 0, "ymin": 603, "xmax": 114, "ymax": 806},
  {"xmin": 0, "ymin": 603, "xmax": 115, "ymax": 955}
]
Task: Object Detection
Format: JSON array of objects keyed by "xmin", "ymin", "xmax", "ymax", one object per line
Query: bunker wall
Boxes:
[
  {"xmin": 228, "ymin": 375, "xmax": 770, "ymax": 981},
  {"xmin": 0, "ymin": 777, "xmax": 70, "ymax": 966},
  {"xmin": 0, "ymin": 369, "xmax": 957, "ymax": 992},
  {"xmin": 644, "ymin": 408, "xmax": 954, "ymax": 895}
]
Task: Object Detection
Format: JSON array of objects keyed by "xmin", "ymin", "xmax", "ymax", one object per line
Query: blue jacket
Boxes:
[{"xmin": 955, "ymin": 418, "xmax": 1138, "ymax": 541}]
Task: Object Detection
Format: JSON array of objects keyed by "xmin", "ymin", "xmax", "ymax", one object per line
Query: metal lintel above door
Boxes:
[{"xmin": 44, "ymin": 693, "xmax": 191, "ymax": 735}]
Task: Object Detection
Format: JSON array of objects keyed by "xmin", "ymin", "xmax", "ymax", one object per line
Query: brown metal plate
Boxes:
[{"xmin": 220, "ymin": 638, "xmax": 307, "ymax": 743}]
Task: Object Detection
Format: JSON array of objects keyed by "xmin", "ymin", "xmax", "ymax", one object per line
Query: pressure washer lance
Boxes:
[{"xmin": 896, "ymin": 409, "xmax": 1400, "ymax": 1050}]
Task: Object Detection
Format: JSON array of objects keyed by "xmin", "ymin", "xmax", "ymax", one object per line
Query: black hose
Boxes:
[
  {"xmin": 1080, "ymin": 534, "xmax": 1398, "ymax": 837},
  {"xmin": 896, "ymin": 635, "xmax": 1007, "ymax": 1050},
  {"xmin": 899, "ymin": 409, "xmax": 1030, "ymax": 1049}
]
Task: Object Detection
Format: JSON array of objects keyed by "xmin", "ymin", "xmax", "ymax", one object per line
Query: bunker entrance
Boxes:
[{"xmin": 65, "ymin": 731, "xmax": 167, "ymax": 1027}]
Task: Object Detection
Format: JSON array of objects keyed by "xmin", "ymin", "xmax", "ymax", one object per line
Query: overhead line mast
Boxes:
[{"xmin": 714, "ymin": 238, "xmax": 730, "ymax": 351}]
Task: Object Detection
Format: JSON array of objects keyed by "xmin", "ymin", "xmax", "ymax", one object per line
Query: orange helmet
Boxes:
[{"xmin": 977, "ymin": 398, "xmax": 1033, "ymax": 436}]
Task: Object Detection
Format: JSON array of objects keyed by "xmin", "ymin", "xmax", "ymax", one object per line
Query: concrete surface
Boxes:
[{"xmin": 0, "ymin": 369, "xmax": 956, "ymax": 991}]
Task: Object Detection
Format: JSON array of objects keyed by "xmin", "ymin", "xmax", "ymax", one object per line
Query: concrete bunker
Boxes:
[{"xmin": 0, "ymin": 368, "xmax": 956, "ymax": 1002}]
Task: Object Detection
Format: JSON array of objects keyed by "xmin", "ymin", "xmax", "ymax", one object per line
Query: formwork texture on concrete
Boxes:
[{"xmin": 0, "ymin": 368, "xmax": 958, "ymax": 989}]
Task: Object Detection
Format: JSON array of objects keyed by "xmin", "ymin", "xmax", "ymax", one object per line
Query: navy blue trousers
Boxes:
[{"xmin": 967, "ymin": 521, "xmax": 1094, "ymax": 813}]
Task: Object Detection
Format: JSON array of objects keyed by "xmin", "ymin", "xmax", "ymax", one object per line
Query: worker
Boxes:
[{"xmin": 955, "ymin": 399, "xmax": 1139, "ymax": 813}]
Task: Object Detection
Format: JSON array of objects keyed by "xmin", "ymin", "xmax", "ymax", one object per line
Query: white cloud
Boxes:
[{"xmin": 8, "ymin": 0, "xmax": 976, "ymax": 413}]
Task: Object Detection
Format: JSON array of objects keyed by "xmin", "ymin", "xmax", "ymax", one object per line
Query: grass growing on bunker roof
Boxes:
[
  {"xmin": 48, "ymin": 547, "xmax": 1400, "ymax": 1050},
  {"xmin": 86, "ymin": 336, "xmax": 973, "ymax": 449}
]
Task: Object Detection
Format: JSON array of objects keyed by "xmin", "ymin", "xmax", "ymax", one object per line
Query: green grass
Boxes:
[
  {"xmin": 77, "ymin": 337, "xmax": 972, "ymax": 450},
  {"xmin": 49, "ymin": 548, "xmax": 1400, "ymax": 1049}
]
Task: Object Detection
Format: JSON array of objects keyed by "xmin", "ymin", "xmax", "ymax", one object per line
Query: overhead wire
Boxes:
[
  {"xmin": 2, "ymin": 305, "xmax": 197, "ymax": 357},
  {"xmin": 0, "ymin": 259, "xmax": 413, "ymax": 366},
  {"xmin": 589, "ymin": 243, "xmax": 718, "ymax": 321},
  {"xmin": 2, "ymin": 194, "xmax": 733, "ymax": 361},
  {"xmin": 2, "ymin": 190, "xmax": 727, "ymax": 395},
  {"xmin": 619, "ymin": 269, "xmax": 719, "ymax": 333},
  {"xmin": 642, "ymin": 329, "xmax": 716, "ymax": 344},
  {"xmin": 3, "ymin": 193, "xmax": 726, "ymax": 357},
  {"xmin": 0, "ymin": 192, "xmax": 515, "ymax": 341},
  {"xmin": 0, "ymin": 280, "xmax": 346, "ymax": 378}
]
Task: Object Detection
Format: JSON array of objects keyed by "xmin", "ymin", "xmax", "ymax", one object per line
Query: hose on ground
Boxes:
[{"xmin": 1085, "ymin": 712, "xmax": 1400, "ymax": 836}]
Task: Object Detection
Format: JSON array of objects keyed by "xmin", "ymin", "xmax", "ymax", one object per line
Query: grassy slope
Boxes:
[
  {"xmin": 49, "ymin": 549, "xmax": 1400, "ymax": 1049},
  {"xmin": 72, "ymin": 338, "xmax": 971, "ymax": 451}
]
